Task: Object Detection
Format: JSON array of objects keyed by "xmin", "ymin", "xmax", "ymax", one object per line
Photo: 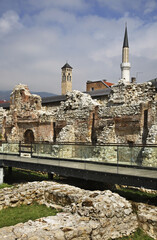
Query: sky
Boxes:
[{"xmin": 0, "ymin": 0, "xmax": 157, "ymax": 94}]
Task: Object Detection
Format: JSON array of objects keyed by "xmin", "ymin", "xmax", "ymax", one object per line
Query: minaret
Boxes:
[
  {"xmin": 120, "ymin": 24, "xmax": 131, "ymax": 83},
  {"xmin": 61, "ymin": 63, "xmax": 73, "ymax": 95}
]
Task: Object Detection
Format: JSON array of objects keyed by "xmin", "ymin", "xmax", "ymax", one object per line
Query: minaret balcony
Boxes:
[{"xmin": 120, "ymin": 62, "xmax": 131, "ymax": 69}]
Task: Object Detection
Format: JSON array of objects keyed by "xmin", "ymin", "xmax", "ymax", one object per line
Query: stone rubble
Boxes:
[
  {"xmin": 137, "ymin": 203, "xmax": 157, "ymax": 240},
  {"xmin": 0, "ymin": 181, "xmax": 156, "ymax": 239},
  {"xmin": 0, "ymin": 181, "xmax": 139, "ymax": 240}
]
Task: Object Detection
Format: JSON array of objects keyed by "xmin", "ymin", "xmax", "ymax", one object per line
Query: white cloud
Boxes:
[
  {"xmin": 0, "ymin": 10, "xmax": 22, "ymax": 35},
  {"xmin": 144, "ymin": 0, "xmax": 157, "ymax": 14},
  {"xmin": 0, "ymin": 1, "xmax": 156, "ymax": 94}
]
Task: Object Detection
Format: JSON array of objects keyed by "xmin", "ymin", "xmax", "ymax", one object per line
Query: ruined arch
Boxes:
[{"xmin": 24, "ymin": 129, "xmax": 34, "ymax": 144}]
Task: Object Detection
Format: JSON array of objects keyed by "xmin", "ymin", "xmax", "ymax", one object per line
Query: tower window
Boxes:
[
  {"xmin": 63, "ymin": 73, "xmax": 66, "ymax": 81},
  {"xmin": 67, "ymin": 73, "xmax": 71, "ymax": 81}
]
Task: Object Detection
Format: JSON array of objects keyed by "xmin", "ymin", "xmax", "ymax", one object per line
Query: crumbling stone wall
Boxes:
[
  {"xmin": 2, "ymin": 84, "xmax": 55, "ymax": 143},
  {"xmin": 0, "ymin": 181, "xmax": 138, "ymax": 239},
  {"xmin": 95, "ymin": 82, "xmax": 157, "ymax": 144},
  {"xmin": 137, "ymin": 203, "xmax": 157, "ymax": 239},
  {"xmin": 0, "ymin": 107, "xmax": 6, "ymax": 138},
  {"xmin": 1, "ymin": 81, "xmax": 157, "ymax": 147},
  {"xmin": 0, "ymin": 181, "xmax": 156, "ymax": 239},
  {"xmin": 55, "ymin": 90, "xmax": 99, "ymax": 143},
  {"xmin": 52, "ymin": 82, "xmax": 157, "ymax": 145}
]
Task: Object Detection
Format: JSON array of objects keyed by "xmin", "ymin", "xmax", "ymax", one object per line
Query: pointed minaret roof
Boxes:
[
  {"xmin": 61, "ymin": 63, "xmax": 73, "ymax": 69},
  {"xmin": 123, "ymin": 25, "xmax": 129, "ymax": 48}
]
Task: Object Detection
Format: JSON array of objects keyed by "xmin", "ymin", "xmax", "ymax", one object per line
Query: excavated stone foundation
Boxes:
[{"xmin": 0, "ymin": 181, "xmax": 156, "ymax": 239}]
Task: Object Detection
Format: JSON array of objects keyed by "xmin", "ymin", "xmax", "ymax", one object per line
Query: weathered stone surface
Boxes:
[
  {"xmin": 0, "ymin": 107, "xmax": 6, "ymax": 138},
  {"xmin": 55, "ymin": 90, "xmax": 99, "ymax": 143},
  {"xmin": 1, "ymin": 82, "xmax": 157, "ymax": 144},
  {"xmin": 2, "ymin": 84, "xmax": 55, "ymax": 143},
  {"xmin": 137, "ymin": 203, "xmax": 157, "ymax": 240},
  {"xmin": 0, "ymin": 181, "xmax": 139, "ymax": 239},
  {"xmin": 1, "ymin": 81, "xmax": 157, "ymax": 166},
  {"xmin": 1, "ymin": 81, "xmax": 157, "ymax": 146}
]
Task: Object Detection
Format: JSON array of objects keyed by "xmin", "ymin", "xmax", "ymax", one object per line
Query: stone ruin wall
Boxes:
[
  {"xmin": 52, "ymin": 82, "xmax": 157, "ymax": 146},
  {"xmin": 96, "ymin": 82, "xmax": 157, "ymax": 145},
  {"xmin": 55, "ymin": 91, "xmax": 99, "ymax": 143},
  {"xmin": 1, "ymin": 82, "xmax": 157, "ymax": 145},
  {"xmin": 2, "ymin": 84, "xmax": 55, "ymax": 143},
  {"xmin": 0, "ymin": 181, "xmax": 156, "ymax": 239},
  {"xmin": 0, "ymin": 107, "xmax": 6, "ymax": 139},
  {"xmin": 53, "ymin": 82, "xmax": 157, "ymax": 147},
  {"xmin": 0, "ymin": 82, "xmax": 157, "ymax": 166}
]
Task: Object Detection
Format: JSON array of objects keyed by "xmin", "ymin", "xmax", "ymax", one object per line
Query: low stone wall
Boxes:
[
  {"xmin": 0, "ymin": 181, "xmax": 156, "ymax": 239},
  {"xmin": 0, "ymin": 181, "xmax": 138, "ymax": 239},
  {"xmin": 137, "ymin": 203, "xmax": 157, "ymax": 240}
]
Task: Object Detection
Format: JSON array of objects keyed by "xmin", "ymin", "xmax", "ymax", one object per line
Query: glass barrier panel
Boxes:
[
  {"xmin": 0, "ymin": 142, "xmax": 3, "ymax": 153},
  {"xmin": 26, "ymin": 143, "xmax": 157, "ymax": 169},
  {"xmin": 100, "ymin": 145, "xmax": 117, "ymax": 163},
  {"xmin": 117, "ymin": 146, "xmax": 135, "ymax": 165},
  {"xmin": 2, "ymin": 143, "xmax": 9, "ymax": 153},
  {"xmin": 136, "ymin": 146, "xmax": 157, "ymax": 168},
  {"xmin": 8, "ymin": 143, "xmax": 19, "ymax": 154},
  {"xmin": 131, "ymin": 146, "xmax": 143, "ymax": 166},
  {"xmin": 0, "ymin": 143, "xmax": 19, "ymax": 154},
  {"xmin": 33, "ymin": 143, "xmax": 52, "ymax": 157},
  {"xmin": 117, "ymin": 145, "xmax": 157, "ymax": 168}
]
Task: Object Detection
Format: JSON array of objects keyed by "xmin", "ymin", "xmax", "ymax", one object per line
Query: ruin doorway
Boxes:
[{"xmin": 24, "ymin": 129, "xmax": 34, "ymax": 144}]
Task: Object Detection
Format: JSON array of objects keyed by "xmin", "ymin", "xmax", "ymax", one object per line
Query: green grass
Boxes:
[
  {"xmin": 0, "ymin": 183, "xmax": 12, "ymax": 189},
  {"xmin": 0, "ymin": 202, "xmax": 59, "ymax": 228},
  {"xmin": 115, "ymin": 186, "xmax": 157, "ymax": 206},
  {"xmin": 115, "ymin": 228, "xmax": 154, "ymax": 240}
]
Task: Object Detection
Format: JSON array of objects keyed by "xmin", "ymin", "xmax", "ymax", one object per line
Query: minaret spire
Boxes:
[
  {"xmin": 120, "ymin": 23, "xmax": 131, "ymax": 84},
  {"xmin": 123, "ymin": 23, "xmax": 129, "ymax": 48}
]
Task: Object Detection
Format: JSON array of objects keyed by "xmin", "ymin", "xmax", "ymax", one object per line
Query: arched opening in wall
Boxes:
[{"xmin": 24, "ymin": 129, "xmax": 34, "ymax": 144}]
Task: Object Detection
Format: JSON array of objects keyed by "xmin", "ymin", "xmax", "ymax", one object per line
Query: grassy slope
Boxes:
[{"xmin": 0, "ymin": 202, "xmax": 58, "ymax": 228}]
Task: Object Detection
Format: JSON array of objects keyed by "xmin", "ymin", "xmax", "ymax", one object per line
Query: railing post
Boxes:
[
  {"xmin": 31, "ymin": 142, "xmax": 33, "ymax": 158},
  {"xmin": 131, "ymin": 145, "xmax": 133, "ymax": 165},
  {"xmin": 19, "ymin": 141, "xmax": 21, "ymax": 156},
  {"xmin": 117, "ymin": 145, "xmax": 119, "ymax": 174}
]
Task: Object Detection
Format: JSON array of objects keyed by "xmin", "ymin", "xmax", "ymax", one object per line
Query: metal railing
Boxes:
[
  {"xmin": 0, "ymin": 141, "xmax": 156, "ymax": 169},
  {"xmin": 19, "ymin": 141, "xmax": 33, "ymax": 157}
]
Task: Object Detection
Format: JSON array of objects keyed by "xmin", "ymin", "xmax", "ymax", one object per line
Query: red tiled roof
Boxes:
[
  {"xmin": 0, "ymin": 100, "xmax": 10, "ymax": 104},
  {"xmin": 103, "ymin": 80, "xmax": 114, "ymax": 86}
]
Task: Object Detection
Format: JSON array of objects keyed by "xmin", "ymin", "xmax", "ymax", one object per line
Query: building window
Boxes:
[
  {"xmin": 67, "ymin": 73, "xmax": 71, "ymax": 81},
  {"xmin": 63, "ymin": 73, "xmax": 66, "ymax": 81},
  {"xmin": 91, "ymin": 87, "xmax": 94, "ymax": 91}
]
